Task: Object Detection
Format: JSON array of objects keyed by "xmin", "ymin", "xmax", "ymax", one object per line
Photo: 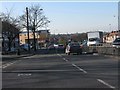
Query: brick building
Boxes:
[{"xmin": 19, "ymin": 30, "xmax": 50, "ymax": 48}]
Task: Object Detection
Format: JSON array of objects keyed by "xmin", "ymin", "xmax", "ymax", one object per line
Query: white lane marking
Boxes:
[
  {"xmin": 3, "ymin": 70, "xmax": 74, "ymax": 73},
  {"xmin": 2, "ymin": 60, "xmax": 21, "ymax": 69},
  {"xmin": 63, "ymin": 58, "xmax": 66, "ymax": 60},
  {"xmin": 18, "ymin": 73, "xmax": 32, "ymax": 76},
  {"xmin": 2, "ymin": 62, "xmax": 15, "ymax": 69},
  {"xmin": 72, "ymin": 63, "xmax": 77, "ymax": 67},
  {"xmin": 97, "ymin": 79, "xmax": 115, "ymax": 89},
  {"xmin": 65, "ymin": 59, "xmax": 68, "ymax": 62},
  {"xmin": 72, "ymin": 63, "xmax": 87, "ymax": 73},
  {"xmin": 57, "ymin": 54, "xmax": 87, "ymax": 73},
  {"xmin": 57, "ymin": 54, "xmax": 62, "ymax": 57},
  {"xmin": 57, "ymin": 54, "xmax": 68, "ymax": 62},
  {"xmin": 62, "ymin": 58, "xmax": 68, "ymax": 62},
  {"xmin": 93, "ymin": 53, "xmax": 99, "ymax": 55}
]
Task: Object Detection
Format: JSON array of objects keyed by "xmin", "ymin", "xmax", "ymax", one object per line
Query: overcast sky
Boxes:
[{"xmin": 0, "ymin": 1, "xmax": 118, "ymax": 34}]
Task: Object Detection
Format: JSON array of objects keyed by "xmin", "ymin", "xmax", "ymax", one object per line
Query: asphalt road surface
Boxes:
[{"xmin": 2, "ymin": 53, "xmax": 119, "ymax": 89}]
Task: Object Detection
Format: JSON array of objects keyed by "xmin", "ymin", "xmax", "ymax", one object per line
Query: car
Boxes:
[
  {"xmin": 112, "ymin": 37, "xmax": 120, "ymax": 47},
  {"xmin": 65, "ymin": 42, "xmax": 82, "ymax": 55},
  {"xmin": 48, "ymin": 44, "xmax": 55, "ymax": 50},
  {"xmin": 57, "ymin": 44, "xmax": 65, "ymax": 50},
  {"xmin": 20, "ymin": 44, "xmax": 32, "ymax": 51}
]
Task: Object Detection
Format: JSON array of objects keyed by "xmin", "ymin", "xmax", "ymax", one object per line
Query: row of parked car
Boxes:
[
  {"xmin": 48, "ymin": 42, "xmax": 83, "ymax": 55},
  {"xmin": 49, "ymin": 37, "xmax": 120, "ymax": 55}
]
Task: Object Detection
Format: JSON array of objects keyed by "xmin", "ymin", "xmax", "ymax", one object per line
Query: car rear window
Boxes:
[
  {"xmin": 114, "ymin": 38, "xmax": 120, "ymax": 42},
  {"xmin": 70, "ymin": 42, "xmax": 80, "ymax": 46}
]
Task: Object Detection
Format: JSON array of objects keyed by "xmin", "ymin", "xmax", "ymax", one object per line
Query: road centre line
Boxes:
[
  {"xmin": 62, "ymin": 58, "xmax": 68, "ymax": 62},
  {"xmin": 57, "ymin": 54, "xmax": 87, "ymax": 74},
  {"xmin": 97, "ymin": 79, "xmax": 115, "ymax": 89},
  {"xmin": 57, "ymin": 54, "xmax": 68, "ymax": 62},
  {"xmin": 72, "ymin": 64, "xmax": 87, "ymax": 73}
]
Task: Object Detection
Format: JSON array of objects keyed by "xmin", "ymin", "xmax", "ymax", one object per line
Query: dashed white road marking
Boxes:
[
  {"xmin": 62, "ymin": 58, "xmax": 68, "ymax": 62},
  {"xmin": 57, "ymin": 54, "xmax": 62, "ymax": 57},
  {"xmin": 57, "ymin": 54, "xmax": 68, "ymax": 62},
  {"xmin": 72, "ymin": 63, "xmax": 87, "ymax": 73},
  {"xmin": 57, "ymin": 54, "xmax": 87, "ymax": 74},
  {"xmin": 72, "ymin": 63, "xmax": 77, "ymax": 67},
  {"xmin": 97, "ymin": 79, "xmax": 115, "ymax": 89}
]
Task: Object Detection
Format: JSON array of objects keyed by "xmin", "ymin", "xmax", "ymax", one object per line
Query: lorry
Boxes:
[{"xmin": 87, "ymin": 31, "xmax": 103, "ymax": 46}]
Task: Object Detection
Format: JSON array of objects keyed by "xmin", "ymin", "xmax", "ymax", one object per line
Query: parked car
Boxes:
[
  {"xmin": 48, "ymin": 44, "xmax": 55, "ymax": 50},
  {"xmin": 20, "ymin": 44, "xmax": 32, "ymax": 51},
  {"xmin": 57, "ymin": 44, "xmax": 65, "ymax": 50},
  {"xmin": 65, "ymin": 42, "xmax": 82, "ymax": 55},
  {"xmin": 112, "ymin": 37, "xmax": 120, "ymax": 47}
]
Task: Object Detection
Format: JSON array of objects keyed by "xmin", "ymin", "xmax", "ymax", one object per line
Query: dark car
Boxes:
[
  {"xmin": 65, "ymin": 42, "xmax": 82, "ymax": 55},
  {"xmin": 57, "ymin": 44, "xmax": 65, "ymax": 50},
  {"xmin": 112, "ymin": 37, "xmax": 120, "ymax": 47},
  {"xmin": 48, "ymin": 44, "xmax": 55, "ymax": 50},
  {"xmin": 20, "ymin": 44, "xmax": 32, "ymax": 51}
]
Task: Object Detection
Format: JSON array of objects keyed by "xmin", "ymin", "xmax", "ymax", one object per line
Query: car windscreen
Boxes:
[{"xmin": 89, "ymin": 38, "xmax": 98, "ymax": 41}]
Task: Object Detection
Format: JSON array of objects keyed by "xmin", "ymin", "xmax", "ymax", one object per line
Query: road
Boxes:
[{"xmin": 2, "ymin": 53, "xmax": 119, "ymax": 89}]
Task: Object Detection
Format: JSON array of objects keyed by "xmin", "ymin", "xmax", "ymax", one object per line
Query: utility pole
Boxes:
[
  {"xmin": 26, "ymin": 7, "xmax": 30, "ymax": 52},
  {"xmin": 33, "ymin": 18, "xmax": 36, "ymax": 51}
]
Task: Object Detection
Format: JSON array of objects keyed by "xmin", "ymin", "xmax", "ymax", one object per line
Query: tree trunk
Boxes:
[{"xmin": 33, "ymin": 28, "xmax": 36, "ymax": 52}]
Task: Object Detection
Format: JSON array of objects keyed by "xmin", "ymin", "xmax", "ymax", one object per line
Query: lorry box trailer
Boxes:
[{"xmin": 87, "ymin": 31, "xmax": 103, "ymax": 46}]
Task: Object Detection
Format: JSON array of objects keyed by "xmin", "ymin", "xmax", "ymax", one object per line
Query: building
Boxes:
[
  {"xmin": 19, "ymin": 30, "xmax": 50, "ymax": 48},
  {"xmin": 103, "ymin": 30, "xmax": 120, "ymax": 43}
]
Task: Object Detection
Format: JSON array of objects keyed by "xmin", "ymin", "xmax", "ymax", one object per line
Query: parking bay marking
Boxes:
[
  {"xmin": 2, "ymin": 60, "xmax": 21, "ymax": 69},
  {"xmin": 97, "ymin": 79, "xmax": 115, "ymax": 89},
  {"xmin": 72, "ymin": 64, "xmax": 87, "ymax": 73},
  {"xmin": 2, "ymin": 61, "xmax": 16, "ymax": 69}
]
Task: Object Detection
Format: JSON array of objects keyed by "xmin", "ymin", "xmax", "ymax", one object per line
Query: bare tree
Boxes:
[
  {"xmin": 20, "ymin": 4, "xmax": 50, "ymax": 51},
  {"xmin": 0, "ymin": 11, "xmax": 20, "ymax": 52}
]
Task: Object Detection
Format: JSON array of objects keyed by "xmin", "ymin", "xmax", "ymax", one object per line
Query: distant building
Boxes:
[
  {"xmin": 103, "ymin": 30, "xmax": 120, "ymax": 43},
  {"xmin": 19, "ymin": 29, "xmax": 50, "ymax": 48}
]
